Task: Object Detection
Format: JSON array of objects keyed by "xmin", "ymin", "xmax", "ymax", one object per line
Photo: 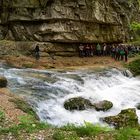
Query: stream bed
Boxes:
[{"xmin": 0, "ymin": 67, "xmax": 140, "ymax": 126}]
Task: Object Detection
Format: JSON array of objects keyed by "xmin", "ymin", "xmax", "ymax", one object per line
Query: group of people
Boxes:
[
  {"xmin": 79, "ymin": 43, "xmax": 140, "ymax": 62},
  {"xmin": 34, "ymin": 43, "xmax": 140, "ymax": 62}
]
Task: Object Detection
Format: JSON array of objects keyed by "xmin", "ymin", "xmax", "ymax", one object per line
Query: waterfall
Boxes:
[{"xmin": 1, "ymin": 67, "xmax": 140, "ymax": 126}]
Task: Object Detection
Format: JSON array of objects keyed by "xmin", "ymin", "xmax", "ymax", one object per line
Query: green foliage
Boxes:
[
  {"xmin": 61, "ymin": 122, "xmax": 112, "ymax": 137},
  {"xmin": 0, "ymin": 100, "xmax": 50, "ymax": 137},
  {"xmin": 130, "ymin": 22, "xmax": 140, "ymax": 32},
  {"xmin": 53, "ymin": 130, "xmax": 79, "ymax": 140},
  {"xmin": 0, "ymin": 109, "xmax": 6, "ymax": 127},
  {"xmin": 115, "ymin": 127, "xmax": 140, "ymax": 140},
  {"xmin": 129, "ymin": 22, "xmax": 140, "ymax": 41},
  {"xmin": 0, "ymin": 113, "xmax": 139, "ymax": 140},
  {"xmin": 18, "ymin": 115, "xmax": 36, "ymax": 124},
  {"xmin": 0, "ymin": 115, "xmax": 49, "ymax": 135},
  {"xmin": 0, "ymin": 40, "xmax": 15, "ymax": 46},
  {"xmin": 0, "ymin": 110, "xmax": 5, "ymax": 122},
  {"xmin": 127, "ymin": 59, "xmax": 140, "ymax": 76}
]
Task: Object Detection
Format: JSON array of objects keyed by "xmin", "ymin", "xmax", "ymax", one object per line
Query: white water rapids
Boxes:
[{"xmin": 0, "ymin": 66, "xmax": 140, "ymax": 126}]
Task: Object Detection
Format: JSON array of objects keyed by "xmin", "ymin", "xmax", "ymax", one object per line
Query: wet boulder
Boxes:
[
  {"xmin": 64, "ymin": 97, "xmax": 94, "ymax": 111},
  {"xmin": 0, "ymin": 77, "xmax": 7, "ymax": 88},
  {"xmin": 102, "ymin": 108, "xmax": 138, "ymax": 128},
  {"xmin": 93, "ymin": 100, "xmax": 113, "ymax": 111},
  {"xmin": 122, "ymin": 70, "xmax": 133, "ymax": 78},
  {"xmin": 136, "ymin": 103, "xmax": 140, "ymax": 110},
  {"xmin": 45, "ymin": 75, "xmax": 59, "ymax": 84}
]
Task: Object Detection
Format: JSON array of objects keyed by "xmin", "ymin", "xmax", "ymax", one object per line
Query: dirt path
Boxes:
[
  {"xmin": 0, "ymin": 88, "xmax": 26, "ymax": 124},
  {"xmin": 3, "ymin": 55, "xmax": 127, "ymax": 70}
]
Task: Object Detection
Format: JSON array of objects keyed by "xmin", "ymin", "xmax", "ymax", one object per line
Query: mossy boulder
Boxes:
[
  {"xmin": 64, "ymin": 97, "xmax": 94, "ymax": 111},
  {"xmin": 102, "ymin": 108, "xmax": 138, "ymax": 128},
  {"xmin": 0, "ymin": 77, "xmax": 7, "ymax": 88},
  {"xmin": 93, "ymin": 100, "xmax": 113, "ymax": 111}
]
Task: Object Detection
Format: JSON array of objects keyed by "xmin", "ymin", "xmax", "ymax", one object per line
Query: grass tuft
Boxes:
[
  {"xmin": 115, "ymin": 127, "xmax": 140, "ymax": 140},
  {"xmin": 60, "ymin": 122, "xmax": 112, "ymax": 137}
]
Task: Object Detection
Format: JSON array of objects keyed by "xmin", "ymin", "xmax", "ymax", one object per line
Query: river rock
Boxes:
[
  {"xmin": 0, "ymin": 77, "xmax": 7, "ymax": 88},
  {"xmin": 122, "ymin": 70, "xmax": 133, "ymax": 78},
  {"xmin": 64, "ymin": 97, "xmax": 94, "ymax": 111},
  {"xmin": 102, "ymin": 108, "xmax": 138, "ymax": 128},
  {"xmin": 93, "ymin": 100, "xmax": 113, "ymax": 111},
  {"xmin": 136, "ymin": 103, "xmax": 140, "ymax": 110}
]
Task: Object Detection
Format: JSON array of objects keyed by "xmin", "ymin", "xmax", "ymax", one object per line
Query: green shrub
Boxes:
[
  {"xmin": 127, "ymin": 59, "xmax": 140, "ymax": 76},
  {"xmin": 129, "ymin": 22, "xmax": 140, "ymax": 41},
  {"xmin": 130, "ymin": 22, "xmax": 140, "ymax": 32}
]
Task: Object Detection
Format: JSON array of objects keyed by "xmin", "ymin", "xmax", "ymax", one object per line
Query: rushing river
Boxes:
[{"xmin": 0, "ymin": 66, "xmax": 140, "ymax": 126}]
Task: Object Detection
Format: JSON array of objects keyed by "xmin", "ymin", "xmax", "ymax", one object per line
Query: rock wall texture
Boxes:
[{"xmin": 0, "ymin": 0, "xmax": 139, "ymax": 43}]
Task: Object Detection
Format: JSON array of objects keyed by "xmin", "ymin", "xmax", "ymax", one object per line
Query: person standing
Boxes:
[
  {"xmin": 120, "ymin": 46, "xmax": 125, "ymax": 61},
  {"xmin": 35, "ymin": 45, "xmax": 40, "ymax": 60},
  {"xmin": 90, "ymin": 44, "xmax": 94, "ymax": 56},
  {"xmin": 115, "ymin": 46, "xmax": 118, "ymax": 60},
  {"xmin": 124, "ymin": 47, "xmax": 128, "ymax": 62},
  {"xmin": 111, "ymin": 45, "xmax": 115, "ymax": 59},
  {"xmin": 96, "ymin": 43, "xmax": 101, "ymax": 56},
  {"xmin": 79, "ymin": 44, "xmax": 84, "ymax": 57},
  {"xmin": 103, "ymin": 43, "xmax": 107, "ymax": 56},
  {"xmin": 85, "ymin": 44, "xmax": 90, "ymax": 57}
]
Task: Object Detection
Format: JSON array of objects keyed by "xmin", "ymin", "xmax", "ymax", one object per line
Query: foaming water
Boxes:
[{"xmin": 1, "ymin": 67, "xmax": 140, "ymax": 126}]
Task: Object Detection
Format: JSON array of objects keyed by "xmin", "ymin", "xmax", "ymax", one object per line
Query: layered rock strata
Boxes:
[{"xmin": 0, "ymin": 0, "xmax": 139, "ymax": 43}]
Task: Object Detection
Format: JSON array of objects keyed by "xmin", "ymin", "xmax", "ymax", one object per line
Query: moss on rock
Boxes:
[
  {"xmin": 64, "ymin": 98, "xmax": 113, "ymax": 112},
  {"xmin": 102, "ymin": 108, "xmax": 139, "ymax": 128},
  {"xmin": 64, "ymin": 97, "xmax": 94, "ymax": 111}
]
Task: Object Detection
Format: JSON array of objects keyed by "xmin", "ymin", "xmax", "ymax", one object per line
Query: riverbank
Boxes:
[{"xmin": 0, "ymin": 88, "xmax": 26, "ymax": 124}]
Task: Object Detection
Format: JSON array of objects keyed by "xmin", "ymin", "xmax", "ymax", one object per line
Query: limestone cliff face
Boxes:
[{"xmin": 0, "ymin": 0, "xmax": 139, "ymax": 43}]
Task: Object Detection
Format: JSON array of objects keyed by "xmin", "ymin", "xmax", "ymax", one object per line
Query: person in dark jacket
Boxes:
[
  {"xmin": 124, "ymin": 47, "xmax": 128, "ymax": 62},
  {"xmin": 79, "ymin": 44, "xmax": 84, "ymax": 57},
  {"xmin": 35, "ymin": 45, "xmax": 40, "ymax": 60}
]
